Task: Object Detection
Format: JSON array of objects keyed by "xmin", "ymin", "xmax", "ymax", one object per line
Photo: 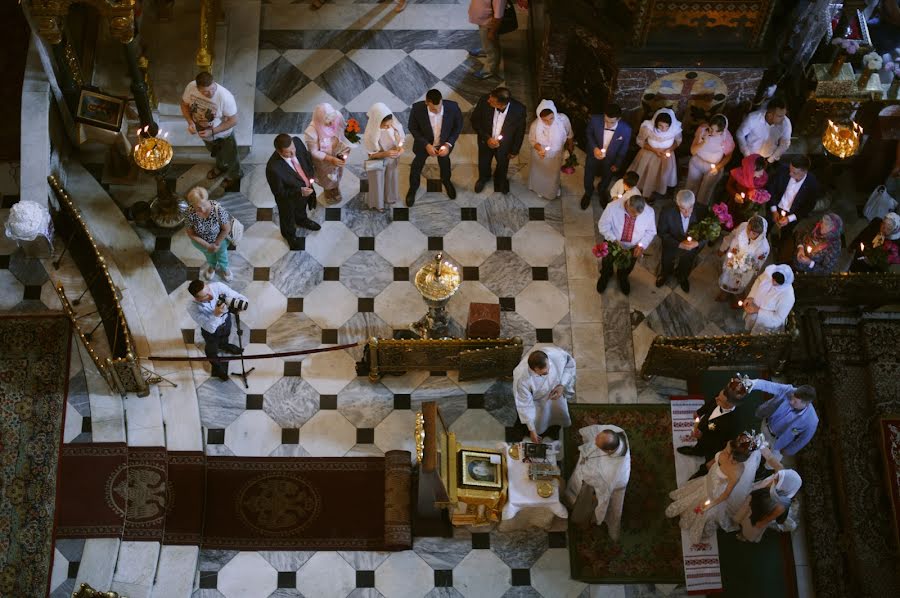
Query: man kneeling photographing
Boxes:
[{"xmin": 186, "ymin": 279, "xmax": 249, "ymax": 380}]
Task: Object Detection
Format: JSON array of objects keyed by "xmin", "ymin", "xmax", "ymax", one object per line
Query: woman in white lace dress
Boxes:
[
  {"xmin": 717, "ymin": 215, "xmax": 770, "ymax": 304},
  {"xmin": 665, "ymin": 433, "xmax": 761, "ymax": 544}
]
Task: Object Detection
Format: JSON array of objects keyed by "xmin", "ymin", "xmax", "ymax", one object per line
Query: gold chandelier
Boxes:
[
  {"xmin": 823, "ymin": 119, "xmax": 862, "ymax": 159},
  {"xmin": 133, "ymin": 128, "xmax": 173, "ymax": 172}
]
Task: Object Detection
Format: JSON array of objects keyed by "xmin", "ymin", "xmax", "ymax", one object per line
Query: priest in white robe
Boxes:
[
  {"xmin": 564, "ymin": 425, "xmax": 631, "ymax": 540},
  {"xmin": 513, "ymin": 347, "xmax": 575, "ymax": 443}
]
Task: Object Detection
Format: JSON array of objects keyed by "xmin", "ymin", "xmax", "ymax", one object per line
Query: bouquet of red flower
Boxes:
[
  {"xmin": 748, "ymin": 189, "xmax": 770, "ymax": 205},
  {"xmin": 561, "ymin": 153, "xmax": 579, "ymax": 174},
  {"xmin": 711, "ymin": 202, "xmax": 734, "ymax": 230},
  {"xmin": 592, "ymin": 242, "xmax": 609, "ymax": 259},
  {"xmin": 344, "ymin": 118, "xmax": 361, "ymax": 144},
  {"xmin": 593, "ymin": 240, "xmax": 633, "ymax": 269}
]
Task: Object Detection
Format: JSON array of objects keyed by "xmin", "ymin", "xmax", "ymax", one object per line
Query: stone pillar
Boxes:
[{"xmin": 123, "ymin": 37, "xmax": 157, "ymax": 132}]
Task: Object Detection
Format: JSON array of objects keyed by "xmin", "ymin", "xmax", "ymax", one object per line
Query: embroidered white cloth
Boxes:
[{"xmin": 500, "ymin": 440, "xmax": 567, "ymax": 531}]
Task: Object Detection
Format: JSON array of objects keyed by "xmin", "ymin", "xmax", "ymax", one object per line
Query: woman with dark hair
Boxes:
[
  {"xmin": 627, "ymin": 107, "xmax": 682, "ymax": 198},
  {"xmin": 686, "ymin": 114, "xmax": 734, "ymax": 205},
  {"xmin": 726, "ymin": 154, "xmax": 769, "ymax": 223},
  {"xmin": 666, "ymin": 432, "xmax": 762, "ymax": 543}
]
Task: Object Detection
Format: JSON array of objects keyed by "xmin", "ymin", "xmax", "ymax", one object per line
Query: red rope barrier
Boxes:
[{"xmin": 144, "ymin": 342, "xmax": 361, "ymax": 362}]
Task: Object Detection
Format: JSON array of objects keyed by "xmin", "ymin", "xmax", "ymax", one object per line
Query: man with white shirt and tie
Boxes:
[
  {"xmin": 597, "ymin": 195, "xmax": 657, "ymax": 295},
  {"xmin": 265, "ymin": 133, "xmax": 321, "ymax": 250},
  {"xmin": 764, "ymin": 154, "xmax": 821, "ymax": 260},
  {"xmin": 472, "ymin": 87, "xmax": 526, "ymax": 194},
  {"xmin": 735, "ymin": 97, "xmax": 792, "ymax": 163},
  {"xmin": 582, "ymin": 103, "xmax": 633, "ymax": 209}
]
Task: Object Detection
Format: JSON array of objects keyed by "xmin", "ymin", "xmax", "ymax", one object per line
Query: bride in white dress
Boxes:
[{"xmin": 665, "ymin": 433, "xmax": 762, "ymax": 544}]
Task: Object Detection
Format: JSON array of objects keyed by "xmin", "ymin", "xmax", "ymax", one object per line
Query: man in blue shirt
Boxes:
[
  {"xmin": 750, "ymin": 378, "xmax": 819, "ymax": 459},
  {"xmin": 186, "ymin": 279, "xmax": 248, "ymax": 380}
]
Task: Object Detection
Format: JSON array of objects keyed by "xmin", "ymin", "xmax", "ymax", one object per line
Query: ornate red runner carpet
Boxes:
[
  {"xmin": 0, "ymin": 314, "xmax": 71, "ymax": 596},
  {"xmin": 880, "ymin": 416, "xmax": 900, "ymax": 546}
]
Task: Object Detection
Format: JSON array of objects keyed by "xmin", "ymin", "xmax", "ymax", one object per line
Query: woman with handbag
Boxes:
[
  {"xmin": 185, "ymin": 186, "xmax": 233, "ymax": 282},
  {"xmin": 304, "ymin": 103, "xmax": 352, "ymax": 205},
  {"xmin": 363, "ymin": 102, "xmax": 405, "ymax": 211}
]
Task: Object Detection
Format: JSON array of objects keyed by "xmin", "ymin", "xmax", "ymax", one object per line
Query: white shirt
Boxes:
[
  {"xmin": 680, "ymin": 213, "xmax": 691, "ymax": 234},
  {"xmin": 597, "ymin": 197, "xmax": 657, "ymax": 250},
  {"xmin": 709, "ymin": 405, "xmax": 735, "ymax": 421},
  {"xmin": 186, "ymin": 282, "xmax": 248, "ymax": 334},
  {"xmin": 492, "ymin": 104, "xmax": 509, "ymax": 139},
  {"xmin": 608, "ymin": 180, "xmax": 641, "ymax": 202},
  {"xmin": 736, "ymin": 110, "xmax": 792, "ymax": 160},
  {"xmin": 428, "ymin": 106, "xmax": 443, "ymax": 146},
  {"xmin": 602, "ymin": 128, "xmax": 615, "ymax": 151},
  {"xmin": 181, "ymin": 81, "xmax": 238, "ymax": 139},
  {"xmin": 772, "ymin": 174, "xmax": 806, "ymax": 223}
]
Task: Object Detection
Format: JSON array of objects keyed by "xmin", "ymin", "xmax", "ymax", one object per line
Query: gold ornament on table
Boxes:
[
  {"xmin": 410, "ymin": 252, "xmax": 462, "ymax": 339},
  {"xmin": 536, "ymin": 481, "xmax": 553, "ymax": 498},
  {"xmin": 823, "ymin": 120, "xmax": 863, "ymax": 159}
]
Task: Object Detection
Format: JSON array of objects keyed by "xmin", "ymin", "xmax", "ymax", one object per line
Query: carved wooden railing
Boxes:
[
  {"xmin": 48, "ymin": 176, "xmax": 149, "ymax": 397},
  {"xmin": 364, "ymin": 337, "xmax": 523, "ymax": 382},
  {"xmin": 639, "ymin": 313, "xmax": 796, "ymax": 380},
  {"xmin": 793, "ymin": 272, "xmax": 900, "ymax": 308}
]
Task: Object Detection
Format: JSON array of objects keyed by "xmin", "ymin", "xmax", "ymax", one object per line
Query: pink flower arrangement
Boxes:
[
  {"xmin": 832, "ymin": 37, "xmax": 860, "ymax": 55},
  {"xmin": 592, "ymin": 242, "xmax": 609, "ymax": 259},
  {"xmin": 749, "ymin": 189, "xmax": 770, "ymax": 205},
  {"xmin": 885, "ymin": 240, "xmax": 900, "ymax": 264},
  {"xmin": 711, "ymin": 202, "xmax": 734, "ymax": 230},
  {"xmin": 561, "ymin": 153, "xmax": 579, "ymax": 174}
]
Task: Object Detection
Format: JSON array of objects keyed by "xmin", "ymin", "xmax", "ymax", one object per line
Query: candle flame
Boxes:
[
  {"xmin": 738, "ymin": 300, "xmax": 744, "ymax": 307},
  {"xmin": 665, "ymin": 151, "xmax": 671, "ymax": 158},
  {"xmin": 806, "ymin": 245, "xmax": 813, "ymax": 254},
  {"xmin": 860, "ymin": 242, "xmax": 864, "ymax": 251}
]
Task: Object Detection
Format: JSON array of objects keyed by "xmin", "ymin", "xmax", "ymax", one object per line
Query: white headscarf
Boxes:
[
  {"xmin": 305, "ymin": 102, "xmax": 350, "ymax": 147},
  {"xmin": 363, "ymin": 102, "xmax": 405, "ymax": 154},
  {"xmin": 751, "ymin": 264, "xmax": 794, "ymax": 309},
  {"xmin": 640, "ymin": 107, "xmax": 683, "ymax": 148},
  {"xmin": 740, "ymin": 215, "xmax": 770, "ymax": 256},
  {"xmin": 532, "ymin": 99, "xmax": 569, "ymax": 150},
  {"xmin": 771, "ymin": 469, "xmax": 802, "ymax": 501},
  {"xmin": 884, "ymin": 212, "xmax": 900, "ymax": 240}
]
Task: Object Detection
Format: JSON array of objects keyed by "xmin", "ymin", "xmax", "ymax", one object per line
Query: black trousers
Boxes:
[
  {"xmin": 477, "ymin": 142, "xmax": 511, "ymax": 191},
  {"xmin": 584, "ymin": 154, "xmax": 616, "ymax": 201},
  {"xmin": 660, "ymin": 244, "xmax": 701, "ymax": 280},
  {"xmin": 274, "ymin": 195, "xmax": 309, "ymax": 242},
  {"xmin": 409, "ymin": 151, "xmax": 452, "ymax": 192},
  {"xmin": 201, "ymin": 316, "xmax": 232, "ymax": 375},
  {"xmin": 599, "ymin": 253, "xmax": 636, "ymax": 284}
]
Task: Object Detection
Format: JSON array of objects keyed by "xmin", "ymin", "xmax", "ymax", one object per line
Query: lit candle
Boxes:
[
  {"xmin": 860, "ymin": 242, "xmax": 864, "ymax": 252},
  {"xmin": 740, "ymin": 193, "xmax": 746, "ymax": 200},
  {"xmin": 544, "ymin": 146, "xmax": 551, "ymax": 151},
  {"xmin": 497, "ymin": 134, "xmax": 504, "ymax": 141},
  {"xmin": 665, "ymin": 151, "xmax": 671, "ymax": 158},
  {"xmin": 704, "ymin": 499, "xmax": 711, "ymax": 506},
  {"xmin": 726, "ymin": 251, "xmax": 734, "ymax": 259},
  {"xmin": 309, "ymin": 178, "xmax": 316, "ymax": 185},
  {"xmin": 600, "ymin": 148, "xmax": 606, "ymax": 155},
  {"xmin": 694, "ymin": 417, "xmax": 700, "ymax": 424},
  {"xmin": 806, "ymin": 245, "xmax": 813, "ymax": 255},
  {"xmin": 709, "ymin": 162, "xmax": 716, "ymax": 171},
  {"xmin": 738, "ymin": 300, "xmax": 744, "ymax": 307},
  {"xmin": 780, "ymin": 210, "xmax": 787, "ymax": 218},
  {"xmin": 686, "ymin": 236, "xmax": 693, "ymax": 243},
  {"xmin": 616, "ymin": 194, "xmax": 623, "ymax": 200}
]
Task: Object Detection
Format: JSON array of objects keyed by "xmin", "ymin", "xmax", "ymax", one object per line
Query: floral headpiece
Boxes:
[
  {"xmin": 734, "ymin": 372, "xmax": 753, "ymax": 392},
  {"xmin": 736, "ymin": 430, "xmax": 762, "ymax": 451}
]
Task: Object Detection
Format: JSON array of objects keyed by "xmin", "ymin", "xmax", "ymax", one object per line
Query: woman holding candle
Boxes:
[
  {"xmin": 362, "ymin": 102, "xmax": 405, "ymax": 212},
  {"xmin": 743, "ymin": 264, "xmax": 795, "ymax": 334},
  {"xmin": 184, "ymin": 186, "xmax": 233, "ymax": 282},
  {"xmin": 793, "ymin": 213, "xmax": 843, "ymax": 275},
  {"xmin": 528, "ymin": 99, "xmax": 574, "ymax": 199},
  {"xmin": 850, "ymin": 212, "xmax": 900, "ymax": 272},
  {"xmin": 665, "ymin": 433, "xmax": 762, "ymax": 544},
  {"xmin": 717, "ymin": 215, "xmax": 770, "ymax": 304},
  {"xmin": 726, "ymin": 154, "xmax": 769, "ymax": 223},
  {"xmin": 304, "ymin": 103, "xmax": 352, "ymax": 205},
  {"xmin": 685, "ymin": 114, "xmax": 734, "ymax": 205},
  {"xmin": 627, "ymin": 108, "xmax": 682, "ymax": 199}
]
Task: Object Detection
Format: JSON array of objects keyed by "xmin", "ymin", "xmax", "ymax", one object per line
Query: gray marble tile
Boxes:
[
  {"xmin": 337, "ymin": 378, "xmax": 393, "ymax": 427},
  {"xmin": 221, "ymin": 252, "xmax": 254, "ymax": 293},
  {"xmin": 192, "ymin": 590, "xmax": 225, "ymax": 598},
  {"xmin": 602, "ymin": 308, "xmax": 635, "ymax": 373},
  {"xmin": 268, "ymin": 589, "xmax": 303, "ymax": 598},
  {"xmin": 348, "ymin": 589, "xmax": 386, "ymax": 598},
  {"xmin": 270, "ymin": 251, "xmax": 324, "ymax": 297},
  {"xmin": 479, "ymin": 251, "xmax": 532, "ymax": 298},
  {"xmin": 411, "ymin": 376, "xmax": 467, "ymax": 426},
  {"xmin": 67, "ymin": 371, "xmax": 90, "ymax": 417},
  {"xmin": 409, "ymin": 202, "xmax": 461, "ymax": 237},
  {"xmin": 548, "ymin": 252, "xmax": 568, "ymax": 292},
  {"xmin": 484, "ymin": 379, "xmax": 517, "ymax": 426},
  {"xmin": 198, "ymin": 549, "xmax": 238, "ymax": 571},
  {"xmin": 644, "ymin": 293, "xmax": 707, "ymax": 338},
  {"xmin": 425, "ymin": 589, "xmax": 465, "ymax": 598},
  {"xmin": 50, "ymin": 579, "xmax": 75, "ymax": 598},
  {"xmin": 623, "ymin": 585, "xmax": 689, "ymax": 598},
  {"xmin": 378, "ymin": 56, "xmax": 439, "ymax": 105},
  {"xmin": 500, "ymin": 311, "xmax": 537, "ymax": 354},
  {"xmin": 479, "ymin": 194, "xmax": 528, "ymax": 236},
  {"xmin": 413, "ymin": 535, "xmax": 472, "ymax": 570},
  {"xmin": 218, "ymin": 192, "xmax": 259, "ymax": 229},
  {"xmin": 150, "ymin": 250, "xmax": 189, "ymax": 294},
  {"xmin": 338, "ymin": 550, "xmax": 391, "ymax": 570},
  {"xmin": 9, "ymin": 251, "xmax": 48, "ymax": 286},
  {"xmin": 339, "ymin": 313, "xmax": 392, "ymax": 361},
  {"xmin": 260, "ymin": 29, "xmax": 480, "ymax": 54},
  {"xmin": 552, "ymin": 314, "xmax": 574, "ymax": 355},
  {"xmin": 543, "ymin": 201, "xmax": 564, "ymax": 235},
  {"xmin": 263, "ymin": 376, "xmax": 320, "ymax": 428},
  {"xmin": 197, "ymin": 378, "xmax": 247, "ymax": 428},
  {"xmin": 635, "ymin": 375, "xmax": 687, "ymax": 404},
  {"xmin": 490, "ymin": 530, "xmax": 549, "ymax": 569},
  {"xmin": 607, "ymin": 371, "xmax": 639, "ymax": 404},
  {"xmin": 342, "ymin": 195, "xmax": 393, "ymax": 237},
  {"xmin": 341, "ymin": 251, "xmax": 393, "ymax": 297},
  {"xmin": 440, "ymin": 56, "xmax": 504, "ymax": 106},
  {"xmin": 54, "ymin": 539, "xmax": 85, "ymax": 563},
  {"xmin": 267, "ymin": 312, "xmax": 323, "ymax": 354},
  {"xmin": 269, "ymin": 444, "xmax": 312, "ymax": 457},
  {"xmin": 256, "ymin": 56, "xmax": 310, "ymax": 106},
  {"xmin": 501, "ymin": 588, "xmax": 542, "ymax": 598},
  {"xmin": 259, "ymin": 551, "xmax": 316, "ymax": 572},
  {"xmin": 314, "ymin": 57, "xmax": 375, "ymax": 105},
  {"xmin": 205, "ymin": 444, "xmax": 235, "ymax": 457},
  {"xmin": 253, "ymin": 110, "xmax": 311, "ymax": 135}
]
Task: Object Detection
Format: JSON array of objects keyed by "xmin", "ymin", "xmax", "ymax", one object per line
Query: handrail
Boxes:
[
  {"xmin": 793, "ymin": 272, "xmax": 900, "ymax": 307},
  {"xmin": 196, "ymin": 0, "xmax": 216, "ymax": 71}
]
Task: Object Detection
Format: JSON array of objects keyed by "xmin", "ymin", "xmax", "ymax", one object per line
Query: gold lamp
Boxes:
[
  {"xmin": 133, "ymin": 127, "xmax": 186, "ymax": 228},
  {"xmin": 410, "ymin": 252, "xmax": 462, "ymax": 339},
  {"xmin": 823, "ymin": 119, "xmax": 863, "ymax": 159}
]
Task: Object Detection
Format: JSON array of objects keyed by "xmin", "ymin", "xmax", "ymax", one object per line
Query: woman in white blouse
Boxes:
[
  {"xmin": 528, "ymin": 99, "xmax": 574, "ymax": 199},
  {"xmin": 627, "ymin": 108, "xmax": 683, "ymax": 198},
  {"xmin": 363, "ymin": 102, "xmax": 405, "ymax": 211}
]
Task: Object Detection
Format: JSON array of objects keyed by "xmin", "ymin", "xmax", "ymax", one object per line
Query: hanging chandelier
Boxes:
[{"xmin": 823, "ymin": 119, "xmax": 863, "ymax": 159}]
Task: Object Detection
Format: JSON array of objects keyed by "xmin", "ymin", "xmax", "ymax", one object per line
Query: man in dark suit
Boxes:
[
  {"xmin": 407, "ymin": 88, "xmax": 463, "ymax": 206},
  {"xmin": 581, "ymin": 103, "xmax": 632, "ymax": 209},
  {"xmin": 471, "ymin": 87, "xmax": 526, "ymax": 194},
  {"xmin": 265, "ymin": 133, "xmax": 321, "ymax": 250},
  {"xmin": 657, "ymin": 189, "xmax": 708, "ymax": 292},
  {"xmin": 678, "ymin": 378, "xmax": 749, "ymax": 479},
  {"xmin": 765, "ymin": 154, "xmax": 821, "ymax": 261}
]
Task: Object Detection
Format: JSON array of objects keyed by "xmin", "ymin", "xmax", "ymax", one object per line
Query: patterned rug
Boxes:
[
  {"xmin": 564, "ymin": 404, "xmax": 683, "ymax": 583},
  {"xmin": 0, "ymin": 314, "xmax": 72, "ymax": 595}
]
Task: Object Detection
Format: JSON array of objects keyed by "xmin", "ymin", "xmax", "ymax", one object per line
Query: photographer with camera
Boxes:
[{"xmin": 186, "ymin": 279, "xmax": 248, "ymax": 381}]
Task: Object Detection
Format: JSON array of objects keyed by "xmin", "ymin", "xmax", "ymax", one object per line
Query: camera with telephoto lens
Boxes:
[{"xmin": 217, "ymin": 294, "xmax": 248, "ymax": 312}]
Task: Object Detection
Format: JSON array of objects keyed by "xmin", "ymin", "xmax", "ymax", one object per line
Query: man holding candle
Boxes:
[
  {"xmin": 677, "ymin": 378, "xmax": 749, "ymax": 479},
  {"xmin": 180, "ymin": 72, "xmax": 242, "ymax": 189},
  {"xmin": 597, "ymin": 194, "xmax": 657, "ymax": 295},
  {"xmin": 657, "ymin": 189, "xmax": 708, "ymax": 292},
  {"xmin": 765, "ymin": 154, "xmax": 820, "ymax": 259},
  {"xmin": 581, "ymin": 103, "xmax": 632, "ymax": 209},
  {"xmin": 472, "ymin": 87, "xmax": 526, "ymax": 194},
  {"xmin": 407, "ymin": 89, "xmax": 463, "ymax": 206},
  {"xmin": 265, "ymin": 133, "xmax": 321, "ymax": 251}
]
